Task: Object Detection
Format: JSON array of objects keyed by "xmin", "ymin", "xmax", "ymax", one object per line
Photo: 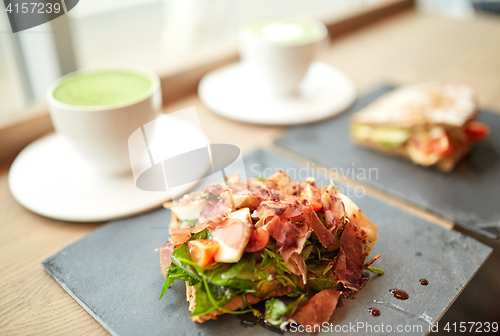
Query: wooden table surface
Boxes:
[{"xmin": 2, "ymin": 11, "xmax": 500, "ymax": 335}]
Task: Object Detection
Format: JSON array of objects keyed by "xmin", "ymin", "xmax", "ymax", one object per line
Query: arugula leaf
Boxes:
[
  {"xmin": 159, "ymin": 265, "xmax": 199, "ymax": 300},
  {"xmin": 195, "ymin": 193, "xmax": 218, "ymax": 200},
  {"xmin": 322, "ymin": 262, "xmax": 334, "ymax": 275},
  {"xmin": 305, "ymin": 277, "xmax": 340, "ymax": 291},
  {"xmin": 264, "ymin": 298, "xmax": 288, "ymax": 325},
  {"xmin": 254, "ymin": 176, "xmax": 267, "ymax": 182},
  {"xmin": 317, "ymin": 212, "xmax": 327, "ymax": 226},
  {"xmin": 191, "ymin": 281, "xmax": 238, "ymax": 317},
  {"xmin": 189, "ymin": 228, "xmax": 211, "ymax": 241},
  {"xmin": 264, "ymin": 294, "xmax": 308, "ymax": 327},
  {"xmin": 300, "ymin": 245, "xmax": 314, "ymax": 260},
  {"xmin": 170, "ymin": 243, "xmax": 201, "ymax": 280},
  {"xmin": 261, "ymin": 247, "xmax": 291, "ymax": 275},
  {"xmin": 321, "ymin": 250, "xmax": 339, "ymax": 260},
  {"xmin": 366, "ymin": 266, "xmax": 384, "ymax": 275},
  {"xmin": 209, "ymin": 265, "xmax": 253, "ymax": 290},
  {"xmin": 276, "ymin": 275, "xmax": 297, "ymax": 289},
  {"xmin": 183, "ymin": 219, "xmax": 198, "ymax": 226},
  {"xmin": 259, "ymin": 249, "xmax": 271, "ymax": 270},
  {"xmin": 315, "ymin": 245, "xmax": 322, "ymax": 262},
  {"xmin": 159, "ymin": 244, "xmax": 202, "ymax": 300},
  {"xmin": 159, "ymin": 276, "xmax": 172, "ymax": 300},
  {"xmin": 305, "ymin": 263, "xmax": 323, "ymax": 278},
  {"xmin": 210, "ymin": 258, "xmax": 271, "ymax": 289},
  {"xmin": 167, "ymin": 266, "xmax": 198, "ymax": 285},
  {"xmin": 192, "ymin": 277, "xmax": 260, "ymax": 317}
]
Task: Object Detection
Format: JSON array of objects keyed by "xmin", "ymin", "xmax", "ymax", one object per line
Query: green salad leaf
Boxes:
[
  {"xmin": 195, "ymin": 193, "xmax": 218, "ymax": 200},
  {"xmin": 191, "ymin": 281, "xmax": 238, "ymax": 317},
  {"xmin": 160, "ymin": 243, "xmax": 274, "ymax": 317},
  {"xmin": 264, "ymin": 294, "xmax": 308, "ymax": 327},
  {"xmin": 171, "ymin": 243, "xmax": 201, "ymax": 280},
  {"xmin": 183, "ymin": 219, "xmax": 198, "ymax": 226},
  {"xmin": 366, "ymin": 266, "xmax": 384, "ymax": 275},
  {"xmin": 264, "ymin": 298, "xmax": 288, "ymax": 325},
  {"xmin": 300, "ymin": 245, "xmax": 314, "ymax": 260},
  {"xmin": 305, "ymin": 277, "xmax": 340, "ymax": 291},
  {"xmin": 209, "ymin": 257, "xmax": 271, "ymax": 289},
  {"xmin": 189, "ymin": 228, "xmax": 211, "ymax": 240},
  {"xmin": 260, "ymin": 240, "xmax": 292, "ymax": 276}
]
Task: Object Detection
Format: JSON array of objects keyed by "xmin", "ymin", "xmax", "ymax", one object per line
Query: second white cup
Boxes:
[{"xmin": 239, "ymin": 17, "xmax": 328, "ymax": 97}]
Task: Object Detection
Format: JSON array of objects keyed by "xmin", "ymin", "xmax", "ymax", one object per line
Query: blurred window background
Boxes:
[
  {"xmin": 0, "ymin": 9, "xmax": 27, "ymax": 117},
  {"xmin": 68, "ymin": 0, "xmax": 389, "ymax": 70},
  {"xmin": 0, "ymin": 0, "xmax": 499, "ymax": 122}
]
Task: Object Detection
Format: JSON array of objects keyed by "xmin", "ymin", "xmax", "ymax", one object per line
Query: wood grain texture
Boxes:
[
  {"xmin": 1, "ymin": 12, "xmax": 500, "ymax": 335},
  {"xmin": 0, "ymin": 104, "xmax": 54, "ymax": 166}
]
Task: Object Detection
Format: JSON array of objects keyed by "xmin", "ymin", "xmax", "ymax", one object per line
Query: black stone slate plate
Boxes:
[
  {"xmin": 41, "ymin": 150, "xmax": 492, "ymax": 336},
  {"xmin": 275, "ymin": 86, "xmax": 500, "ymax": 239}
]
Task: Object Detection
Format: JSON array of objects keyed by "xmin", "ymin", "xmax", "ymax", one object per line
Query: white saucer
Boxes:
[
  {"xmin": 8, "ymin": 115, "xmax": 210, "ymax": 222},
  {"xmin": 198, "ymin": 61, "xmax": 356, "ymax": 125}
]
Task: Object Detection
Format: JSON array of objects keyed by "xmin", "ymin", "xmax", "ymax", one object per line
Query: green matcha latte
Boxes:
[{"xmin": 53, "ymin": 70, "xmax": 153, "ymax": 107}]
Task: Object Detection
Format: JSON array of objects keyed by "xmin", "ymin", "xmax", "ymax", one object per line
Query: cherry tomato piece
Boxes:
[
  {"xmin": 188, "ymin": 239, "xmax": 219, "ymax": 267},
  {"xmin": 245, "ymin": 228, "xmax": 270, "ymax": 252},
  {"xmin": 465, "ymin": 121, "xmax": 490, "ymax": 141}
]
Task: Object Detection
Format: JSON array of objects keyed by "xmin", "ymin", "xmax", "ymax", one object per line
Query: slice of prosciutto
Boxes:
[
  {"xmin": 211, "ymin": 217, "xmax": 253, "ymax": 263},
  {"xmin": 197, "ymin": 184, "xmax": 235, "ymax": 227},
  {"xmin": 321, "ymin": 182, "xmax": 346, "ymax": 236},
  {"xmin": 226, "ymin": 174, "xmax": 248, "ymax": 193},
  {"xmin": 302, "ymin": 205, "xmax": 335, "ymax": 247},
  {"xmin": 256, "ymin": 200, "xmax": 303, "ymax": 224},
  {"xmin": 168, "ymin": 225, "xmax": 191, "ymax": 246},
  {"xmin": 264, "ymin": 171, "xmax": 300, "ymax": 197},
  {"xmin": 333, "ymin": 194, "xmax": 379, "ymax": 291},
  {"xmin": 291, "ymin": 290, "xmax": 341, "ymax": 327},
  {"xmin": 159, "ymin": 243, "xmax": 175, "ymax": 279},
  {"xmin": 261, "ymin": 216, "xmax": 311, "ymax": 254},
  {"xmin": 256, "ymin": 200, "xmax": 335, "ymax": 248},
  {"xmin": 281, "ymin": 249, "xmax": 308, "ymax": 284},
  {"xmin": 260, "ymin": 215, "xmax": 311, "ymax": 283}
]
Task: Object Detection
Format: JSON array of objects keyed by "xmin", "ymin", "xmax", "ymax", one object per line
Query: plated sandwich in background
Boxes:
[
  {"xmin": 350, "ymin": 83, "xmax": 490, "ymax": 172},
  {"xmin": 158, "ymin": 172, "xmax": 381, "ymax": 328}
]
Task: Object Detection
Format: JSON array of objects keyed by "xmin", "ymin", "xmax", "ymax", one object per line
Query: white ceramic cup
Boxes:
[
  {"xmin": 47, "ymin": 68, "xmax": 162, "ymax": 176},
  {"xmin": 239, "ymin": 17, "xmax": 328, "ymax": 97}
]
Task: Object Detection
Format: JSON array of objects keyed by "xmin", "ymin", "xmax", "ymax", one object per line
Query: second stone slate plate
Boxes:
[
  {"xmin": 41, "ymin": 150, "xmax": 492, "ymax": 336},
  {"xmin": 275, "ymin": 85, "xmax": 500, "ymax": 239}
]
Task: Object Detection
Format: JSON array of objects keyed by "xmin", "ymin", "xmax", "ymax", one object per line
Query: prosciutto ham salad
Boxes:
[{"xmin": 158, "ymin": 172, "xmax": 382, "ymax": 329}]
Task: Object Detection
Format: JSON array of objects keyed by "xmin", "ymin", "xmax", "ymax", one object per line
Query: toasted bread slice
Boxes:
[
  {"xmin": 351, "ymin": 83, "xmax": 478, "ymax": 128},
  {"xmin": 350, "ymin": 84, "xmax": 486, "ymax": 171}
]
